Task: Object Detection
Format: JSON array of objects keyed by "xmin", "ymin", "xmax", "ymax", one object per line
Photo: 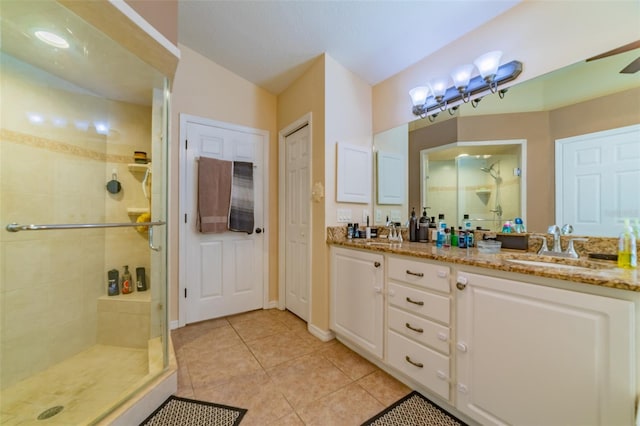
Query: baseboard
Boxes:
[
  {"xmin": 265, "ymin": 300, "xmax": 278, "ymax": 309},
  {"xmin": 307, "ymin": 323, "xmax": 335, "ymax": 342},
  {"xmin": 169, "ymin": 320, "xmax": 179, "ymax": 330}
]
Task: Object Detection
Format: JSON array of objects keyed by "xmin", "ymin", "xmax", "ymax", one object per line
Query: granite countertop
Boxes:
[{"xmin": 329, "ymin": 237, "xmax": 639, "ymax": 293}]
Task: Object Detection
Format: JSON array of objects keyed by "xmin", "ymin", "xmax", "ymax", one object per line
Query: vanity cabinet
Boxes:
[
  {"xmin": 455, "ymin": 271, "xmax": 636, "ymax": 426},
  {"xmin": 330, "ymin": 246, "xmax": 384, "ymax": 359},
  {"xmin": 387, "ymin": 255, "xmax": 452, "ymax": 401}
]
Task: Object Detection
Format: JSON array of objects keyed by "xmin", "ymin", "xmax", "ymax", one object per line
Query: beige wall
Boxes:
[
  {"xmin": 373, "ymin": 0, "xmax": 640, "ymax": 134},
  {"xmin": 170, "ymin": 45, "xmax": 278, "ymax": 323},
  {"xmin": 409, "ymin": 89, "xmax": 640, "ymax": 233},
  {"xmin": 277, "ymin": 55, "xmax": 327, "ymax": 328},
  {"xmin": 125, "ymin": 0, "xmax": 178, "ymax": 45},
  {"xmin": 277, "ymin": 54, "xmax": 374, "ymax": 332},
  {"xmin": 325, "ymin": 55, "xmax": 373, "ymax": 228}
]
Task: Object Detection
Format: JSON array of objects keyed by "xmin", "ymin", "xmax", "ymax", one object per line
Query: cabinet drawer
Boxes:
[
  {"xmin": 388, "ymin": 256, "xmax": 450, "ymax": 293},
  {"xmin": 388, "ymin": 306, "xmax": 450, "ymax": 355},
  {"xmin": 388, "ymin": 330, "xmax": 450, "ymax": 401},
  {"xmin": 388, "ymin": 282, "xmax": 450, "ymax": 325}
]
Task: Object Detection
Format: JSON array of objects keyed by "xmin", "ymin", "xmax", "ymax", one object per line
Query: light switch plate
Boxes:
[
  {"xmin": 375, "ymin": 209, "xmax": 383, "ymax": 223},
  {"xmin": 337, "ymin": 208, "xmax": 352, "ymax": 223}
]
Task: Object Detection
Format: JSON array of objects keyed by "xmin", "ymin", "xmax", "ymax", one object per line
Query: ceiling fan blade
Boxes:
[
  {"xmin": 586, "ymin": 40, "xmax": 640, "ymax": 62},
  {"xmin": 620, "ymin": 57, "xmax": 640, "ymax": 74}
]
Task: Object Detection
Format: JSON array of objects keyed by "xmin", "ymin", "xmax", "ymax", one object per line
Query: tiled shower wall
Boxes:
[{"xmin": 0, "ymin": 54, "xmax": 152, "ymax": 388}]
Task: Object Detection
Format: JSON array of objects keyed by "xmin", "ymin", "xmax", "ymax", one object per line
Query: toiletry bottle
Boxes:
[
  {"xmin": 136, "ymin": 267, "xmax": 147, "ymax": 291},
  {"xmin": 464, "ymin": 217, "xmax": 474, "ymax": 247},
  {"xmin": 409, "ymin": 208, "xmax": 417, "ymax": 242},
  {"xmin": 418, "ymin": 208, "xmax": 429, "ymax": 242},
  {"xmin": 618, "ymin": 219, "xmax": 637, "ymax": 269},
  {"xmin": 365, "ymin": 215, "xmax": 371, "ymax": 240},
  {"xmin": 458, "ymin": 227, "xmax": 467, "ymax": 248},
  {"xmin": 347, "ymin": 223, "xmax": 353, "ymax": 239},
  {"xmin": 436, "ymin": 214, "xmax": 446, "ymax": 248},
  {"xmin": 429, "ymin": 216, "xmax": 437, "ymax": 242},
  {"xmin": 121, "ymin": 265, "xmax": 133, "ymax": 294},
  {"xmin": 450, "ymin": 226, "xmax": 458, "ymax": 247},
  {"xmin": 462, "ymin": 214, "xmax": 472, "ymax": 230},
  {"xmin": 444, "ymin": 227, "xmax": 451, "ymax": 248},
  {"xmin": 353, "ymin": 223, "xmax": 359, "ymax": 238},
  {"xmin": 108, "ymin": 269, "xmax": 119, "ymax": 296},
  {"xmin": 514, "ymin": 217, "xmax": 525, "ymax": 233}
]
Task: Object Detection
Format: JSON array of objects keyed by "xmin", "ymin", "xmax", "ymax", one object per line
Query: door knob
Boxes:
[
  {"xmin": 374, "ymin": 261, "xmax": 381, "ymax": 268},
  {"xmin": 456, "ymin": 276, "xmax": 468, "ymax": 290},
  {"xmin": 255, "ymin": 228, "xmax": 263, "ymax": 234}
]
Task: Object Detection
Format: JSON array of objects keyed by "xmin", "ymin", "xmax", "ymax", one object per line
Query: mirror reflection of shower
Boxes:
[
  {"xmin": 481, "ymin": 161, "xmax": 503, "ymax": 228},
  {"xmin": 421, "ymin": 141, "xmax": 524, "ymax": 233}
]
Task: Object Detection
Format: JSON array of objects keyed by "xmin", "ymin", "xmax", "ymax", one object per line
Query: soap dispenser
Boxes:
[
  {"xmin": 618, "ymin": 219, "xmax": 637, "ymax": 269},
  {"xmin": 418, "ymin": 208, "xmax": 429, "ymax": 242},
  {"xmin": 409, "ymin": 208, "xmax": 418, "ymax": 242}
]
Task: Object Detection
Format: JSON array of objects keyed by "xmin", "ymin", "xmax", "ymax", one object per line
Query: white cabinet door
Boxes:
[
  {"xmin": 455, "ymin": 271, "xmax": 635, "ymax": 426},
  {"xmin": 330, "ymin": 247, "xmax": 384, "ymax": 359}
]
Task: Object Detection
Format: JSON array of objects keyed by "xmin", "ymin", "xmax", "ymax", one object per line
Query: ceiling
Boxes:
[{"xmin": 177, "ymin": 0, "xmax": 522, "ymax": 95}]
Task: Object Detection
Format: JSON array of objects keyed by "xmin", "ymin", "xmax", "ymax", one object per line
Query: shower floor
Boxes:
[{"xmin": 0, "ymin": 343, "xmax": 159, "ymax": 425}]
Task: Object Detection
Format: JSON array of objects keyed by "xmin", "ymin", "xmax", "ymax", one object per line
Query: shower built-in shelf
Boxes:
[
  {"xmin": 475, "ymin": 188, "xmax": 492, "ymax": 195},
  {"xmin": 127, "ymin": 208, "xmax": 150, "ymax": 217},
  {"xmin": 128, "ymin": 163, "xmax": 151, "ymax": 173}
]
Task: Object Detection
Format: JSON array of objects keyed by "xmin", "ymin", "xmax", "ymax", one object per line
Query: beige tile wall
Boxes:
[{"xmin": 0, "ymin": 56, "xmax": 153, "ymax": 389}]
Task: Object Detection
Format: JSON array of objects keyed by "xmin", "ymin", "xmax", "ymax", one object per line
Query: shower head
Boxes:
[
  {"xmin": 480, "ymin": 162, "xmax": 498, "ymax": 173},
  {"xmin": 480, "ymin": 162, "xmax": 501, "ymax": 181}
]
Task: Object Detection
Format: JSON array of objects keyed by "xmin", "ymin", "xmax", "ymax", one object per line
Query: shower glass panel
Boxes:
[{"xmin": 0, "ymin": 1, "xmax": 169, "ymax": 424}]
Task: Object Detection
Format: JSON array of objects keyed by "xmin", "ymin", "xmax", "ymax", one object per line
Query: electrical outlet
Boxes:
[
  {"xmin": 337, "ymin": 208, "xmax": 352, "ymax": 223},
  {"xmin": 375, "ymin": 209, "xmax": 382, "ymax": 223}
]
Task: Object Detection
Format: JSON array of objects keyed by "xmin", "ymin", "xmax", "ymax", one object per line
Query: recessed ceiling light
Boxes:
[{"xmin": 34, "ymin": 30, "xmax": 69, "ymax": 49}]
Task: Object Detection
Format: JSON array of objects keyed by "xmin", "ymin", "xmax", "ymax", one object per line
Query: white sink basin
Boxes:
[{"xmin": 505, "ymin": 259, "xmax": 590, "ymax": 270}]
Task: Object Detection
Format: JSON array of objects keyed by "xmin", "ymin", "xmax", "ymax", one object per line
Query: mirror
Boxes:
[
  {"xmin": 373, "ymin": 47, "xmax": 640, "ymax": 234},
  {"xmin": 420, "ymin": 140, "xmax": 524, "ymax": 232},
  {"xmin": 373, "ymin": 124, "xmax": 408, "ymax": 225}
]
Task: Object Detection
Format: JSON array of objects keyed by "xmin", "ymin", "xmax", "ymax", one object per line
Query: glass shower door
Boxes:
[{"xmin": 0, "ymin": 1, "xmax": 169, "ymax": 424}]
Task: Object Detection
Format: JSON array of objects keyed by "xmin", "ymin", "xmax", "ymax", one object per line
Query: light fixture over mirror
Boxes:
[{"xmin": 409, "ymin": 51, "xmax": 523, "ymax": 120}]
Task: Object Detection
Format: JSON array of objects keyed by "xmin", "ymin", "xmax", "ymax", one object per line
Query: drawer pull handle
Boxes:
[
  {"xmin": 406, "ymin": 270, "xmax": 424, "ymax": 277},
  {"xmin": 406, "ymin": 297, "xmax": 424, "ymax": 306},
  {"xmin": 405, "ymin": 356, "xmax": 424, "ymax": 368},
  {"xmin": 405, "ymin": 322, "xmax": 424, "ymax": 333}
]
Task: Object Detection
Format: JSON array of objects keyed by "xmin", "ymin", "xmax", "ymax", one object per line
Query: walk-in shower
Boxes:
[
  {"xmin": 0, "ymin": 2, "xmax": 169, "ymax": 424},
  {"xmin": 421, "ymin": 142, "xmax": 523, "ymax": 231}
]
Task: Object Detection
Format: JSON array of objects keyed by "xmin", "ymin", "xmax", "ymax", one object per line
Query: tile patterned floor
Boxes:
[
  {"xmin": 171, "ymin": 308, "xmax": 411, "ymax": 425},
  {"xmin": 0, "ymin": 345, "xmax": 149, "ymax": 425}
]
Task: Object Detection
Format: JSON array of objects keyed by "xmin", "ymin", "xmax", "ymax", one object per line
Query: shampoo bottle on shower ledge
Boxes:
[{"xmin": 121, "ymin": 265, "xmax": 133, "ymax": 294}]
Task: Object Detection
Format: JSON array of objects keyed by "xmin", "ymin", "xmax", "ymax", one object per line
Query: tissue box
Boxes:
[{"xmin": 495, "ymin": 233, "xmax": 529, "ymax": 250}]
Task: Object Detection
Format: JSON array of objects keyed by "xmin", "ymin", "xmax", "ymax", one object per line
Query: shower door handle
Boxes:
[
  {"xmin": 148, "ymin": 225, "xmax": 162, "ymax": 252},
  {"xmin": 6, "ymin": 221, "xmax": 166, "ymax": 232}
]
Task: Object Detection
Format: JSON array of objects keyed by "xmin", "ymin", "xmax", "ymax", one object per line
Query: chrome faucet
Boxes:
[{"xmin": 548, "ymin": 224, "xmax": 562, "ymax": 253}]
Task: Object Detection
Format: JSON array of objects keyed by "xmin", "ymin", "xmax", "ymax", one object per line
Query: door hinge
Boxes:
[
  {"xmin": 184, "ymin": 213, "xmax": 187, "ymax": 223},
  {"xmin": 184, "ymin": 288, "xmax": 187, "ymax": 298},
  {"xmin": 185, "ymin": 139, "xmax": 188, "ymax": 150}
]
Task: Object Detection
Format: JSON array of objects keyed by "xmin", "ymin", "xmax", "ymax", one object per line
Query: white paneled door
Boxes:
[
  {"xmin": 284, "ymin": 124, "xmax": 310, "ymax": 321},
  {"xmin": 181, "ymin": 116, "xmax": 267, "ymax": 324},
  {"xmin": 556, "ymin": 124, "xmax": 640, "ymax": 236}
]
